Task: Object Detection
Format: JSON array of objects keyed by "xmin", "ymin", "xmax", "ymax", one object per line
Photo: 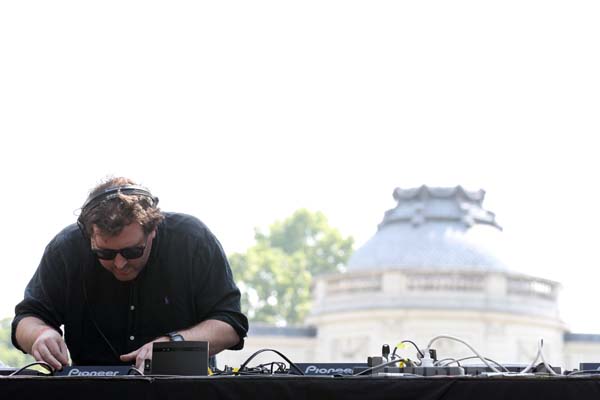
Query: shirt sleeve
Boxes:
[
  {"xmin": 192, "ymin": 232, "xmax": 249, "ymax": 350},
  {"xmin": 11, "ymin": 239, "xmax": 67, "ymax": 352}
]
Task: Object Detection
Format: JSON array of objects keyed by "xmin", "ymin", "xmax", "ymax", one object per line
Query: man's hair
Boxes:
[{"xmin": 79, "ymin": 177, "xmax": 165, "ymax": 238}]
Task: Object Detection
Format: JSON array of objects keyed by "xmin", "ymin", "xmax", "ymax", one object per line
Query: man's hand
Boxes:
[
  {"xmin": 120, "ymin": 336, "xmax": 169, "ymax": 370},
  {"xmin": 31, "ymin": 327, "xmax": 69, "ymax": 370}
]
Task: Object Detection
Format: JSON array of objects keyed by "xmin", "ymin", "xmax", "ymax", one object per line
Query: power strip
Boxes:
[
  {"xmin": 352, "ymin": 365, "xmax": 465, "ymax": 376},
  {"xmin": 383, "ymin": 366, "xmax": 465, "ymax": 376}
]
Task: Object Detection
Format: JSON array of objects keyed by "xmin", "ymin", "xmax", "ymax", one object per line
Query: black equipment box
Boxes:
[{"xmin": 150, "ymin": 341, "xmax": 209, "ymax": 376}]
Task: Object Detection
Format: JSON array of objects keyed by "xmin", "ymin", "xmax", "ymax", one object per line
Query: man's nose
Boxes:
[{"xmin": 114, "ymin": 253, "xmax": 128, "ymax": 269}]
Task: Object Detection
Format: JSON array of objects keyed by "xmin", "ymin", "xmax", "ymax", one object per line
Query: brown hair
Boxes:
[{"xmin": 79, "ymin": 177, "xmax": 165, "ymax": 238}]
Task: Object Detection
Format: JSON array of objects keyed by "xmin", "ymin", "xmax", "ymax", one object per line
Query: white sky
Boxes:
[{"xmin": 1, "ymin": 1, "xmax": 599, "ymax": 334}]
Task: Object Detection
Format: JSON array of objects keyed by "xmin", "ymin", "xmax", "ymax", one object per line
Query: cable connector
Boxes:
[
  {"xmin": 418, "ymin": 349, "xmax": 435, "ymax": 367},
  {"xmin": 382, "ymin": 344, "xmax": 390, "ymax": 361}
]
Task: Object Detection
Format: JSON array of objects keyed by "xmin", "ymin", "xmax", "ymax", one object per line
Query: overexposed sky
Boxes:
[{"xmin": 1, "ymin": 1, "xmax": 599, "ymax": 335}]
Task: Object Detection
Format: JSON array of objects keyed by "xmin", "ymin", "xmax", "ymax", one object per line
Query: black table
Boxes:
[{"xmin": 2, "ymin": 375, "xmax": 600, "ymax": 400}]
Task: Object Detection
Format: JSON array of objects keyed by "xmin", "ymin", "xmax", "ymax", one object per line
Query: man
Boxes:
[{"xmin": 12, "ymin": 177, "xmax": 248, "ymax": 370}]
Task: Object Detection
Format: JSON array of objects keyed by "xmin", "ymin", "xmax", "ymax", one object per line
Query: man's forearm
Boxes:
[
  {"xmin": 15, "ymin": 316, "xmax": 55, "ymax": 354},
  {"xmin": 176, "ymin": 319, "xmax": 240, "ymax": 356}
]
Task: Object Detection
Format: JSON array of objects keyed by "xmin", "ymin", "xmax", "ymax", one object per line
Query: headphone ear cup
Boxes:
[{"xmin": 77, "ymin": 218, "xmax": 89, "ymax": 240}]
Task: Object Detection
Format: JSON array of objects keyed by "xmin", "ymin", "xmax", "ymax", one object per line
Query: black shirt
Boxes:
[{"xmin": 12, "ymin": 212, "xmax": 248, "ymax": 365}]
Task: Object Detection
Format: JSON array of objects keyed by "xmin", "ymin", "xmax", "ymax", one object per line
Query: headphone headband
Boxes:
[{"xmin": 80, "ymin": 184, "xmax": 159, "ymax": 214}]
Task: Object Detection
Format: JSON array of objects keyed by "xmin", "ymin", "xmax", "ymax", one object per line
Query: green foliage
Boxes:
[
  {"xmin": 230, "ymin": 209, "xmax": 354, "ymax": 325},
  {"xmin": 254, "ymin": 209, "xmax": 354, "ymax": 276},
  {"xmin": 0, "ymin": 317, "xmax": 33, "ymax": 367}
]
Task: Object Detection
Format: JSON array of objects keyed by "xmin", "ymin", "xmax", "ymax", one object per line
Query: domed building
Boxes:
[
  {"xmin": 309, "ymin": 185, "xmax": 564, "ymax": 365},
  {"xmin": 219, "ymin": 185, "xmax": 600, "ymax": 370}
]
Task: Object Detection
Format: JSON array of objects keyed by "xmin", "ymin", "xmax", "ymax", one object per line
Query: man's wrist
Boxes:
[{"xmin": 36, "ymin": 325, "xmax": 56, "ymax": 338}]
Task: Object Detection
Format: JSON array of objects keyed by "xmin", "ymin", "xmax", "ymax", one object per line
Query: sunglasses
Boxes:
[{"xmin": 91, "ymin": 245, "xmax": 147, "ymax": 260}]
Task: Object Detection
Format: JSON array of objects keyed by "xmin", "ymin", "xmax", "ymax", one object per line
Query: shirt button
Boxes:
[
  {"xmin": 130, "ymin": 336, "xmax": 135, "ymax": 341},
  {"xmin": 130, "ymin": 305, "xmax": 135, "ymax": 311}
]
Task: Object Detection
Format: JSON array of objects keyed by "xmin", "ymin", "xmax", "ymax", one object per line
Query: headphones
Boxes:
[
  {"xmin": 78, "ymin": 184, "xmax": 159, "ymax": 362},
  {"xmin": 77, "ymin": 184, "xmax": 159, "ymax": 238}
]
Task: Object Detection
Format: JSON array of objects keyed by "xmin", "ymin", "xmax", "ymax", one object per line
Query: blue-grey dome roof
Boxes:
[{"xmin": 347, "ymin": 185, "xmax": 509, "ymax": 272}]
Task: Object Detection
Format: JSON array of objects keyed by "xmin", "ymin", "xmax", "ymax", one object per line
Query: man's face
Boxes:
[{"xmin": 91, "ymin": 222, "xmax": 156, "ymax": 282}]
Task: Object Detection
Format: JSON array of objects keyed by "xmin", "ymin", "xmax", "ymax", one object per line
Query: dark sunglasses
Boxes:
[{"xmin": 91, "ymin": 245, "xmax": 146, "ymax": 260}]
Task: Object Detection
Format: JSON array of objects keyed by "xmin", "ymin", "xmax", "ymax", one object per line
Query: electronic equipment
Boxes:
[
  {"xmin": 2, "ymin": 365, "xmax": 133, "ymax": 377},
  {"xmin": 0, "ymin": 367, "xmax": 40, "ymax": 376},
  {"xmin": 295, "ymin": 363, "xmax": 368, "ymax": 376},
  {"xmin": 381, "ymin": 366, "xmax": 465, "ymax": 376},
  {"xmin": 146, "ymin": 341, "xmax": 209, "ymax": 376},
  {"xmin": 355, "ymin": 363, "xmax": 563, "ymax": 376},
  {"xmin": 461, "ymin": 364, "xmax": 562, "ymax": 375},
  {"xmin": 54, "ymin": 365, "xmax": 133, "ymax": 377},
  {"xmin": 580, "ymin": 363, "xmax": 600, "ymax": 371}
]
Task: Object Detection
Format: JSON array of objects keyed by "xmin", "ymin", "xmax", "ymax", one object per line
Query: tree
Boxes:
[
  {"xmin": 229, "ymin": 209, "xmax": 354, "ymax": 325},
  {"xmin": 0, "ymin": 317, "xmax": 33, "ymax": 367}
]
